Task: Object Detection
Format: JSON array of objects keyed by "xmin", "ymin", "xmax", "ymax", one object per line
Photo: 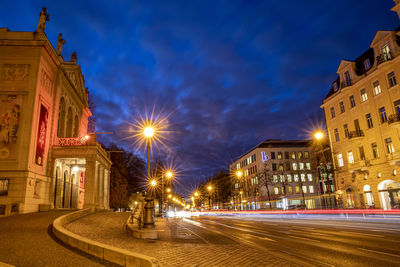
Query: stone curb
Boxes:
[{"xmin": 52, "ymin": 209, "xmax": 160, "ymax": 267}]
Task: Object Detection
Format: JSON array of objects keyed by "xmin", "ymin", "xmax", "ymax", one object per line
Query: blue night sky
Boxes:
[{"xmin": 1, "ymin": 0, "xmax": 399, "ymax": 195}]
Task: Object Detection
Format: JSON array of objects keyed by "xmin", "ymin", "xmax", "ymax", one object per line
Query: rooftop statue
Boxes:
[
  {"xmin": 56, "ymin": 33, "xmax": 66, "ymax": 56},
  {"xmin": 36, "ymin": 7, "xmax": 49, "ymax": 32}
]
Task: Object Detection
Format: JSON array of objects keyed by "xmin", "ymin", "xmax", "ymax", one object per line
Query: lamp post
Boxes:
[
  {"xmin": 236, "ymin": 170, "xmax": 246, "ymax": 210},
  {"xmin": 207, "ymin": 185, "xmax": 213, "ymax": 210},
  {"xmin": 161, "ymin": 170, "xmax": 174, "ymax": 216},
  {"xmin": 143, "ymin": 125, "xmax": 155, "ymax": 229}
]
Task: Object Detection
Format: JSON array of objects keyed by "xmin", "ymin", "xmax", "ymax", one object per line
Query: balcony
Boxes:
[
  {"xmin": 388, "ymin": 114, "xmax": 400, "ymax": 128},
  {"xmin": 340, "ymin": 80, "xmax": 352, "ymax": 89},
  {"xmin": 376, "ymin": 52, "xmax": 393, "ymax": 65},
  {"xmin": 348, "ymin": 160, "xmax": 369, "ymax": 171},
  {"xmin": 348, "ymin": 129, "xmax": 364, "ymax": 141}
]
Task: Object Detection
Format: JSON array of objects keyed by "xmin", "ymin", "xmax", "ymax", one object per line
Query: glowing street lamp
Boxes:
[
  {"xmin": 150, "ymin": 180, "xmax": 157, "ymax": 187},
  {"xmin": 161, "ymin": 169, "xmax": 175, "ymax": 216},
  {"xmin": 314, "ymin": 130, "xmax": 324, "ymax": 140},
  {"xmin": 143, "ymin": 123, "xmax": 156, "ymax": 229}
]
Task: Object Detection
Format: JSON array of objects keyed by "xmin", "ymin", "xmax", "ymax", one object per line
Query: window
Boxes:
[
  {"xmin": 359, "ymin": 146, "xmax": 365, "ymax": 160},
  {"xmin": 304, "ymin": 151, "xmax": 309, "ymax": 159},
  {"xmin": 330, "ymin": 107, "xmax": 336, "ymax": 118},
  {"xmin": 345, "ymin": 71, "xmax": 351, "ymax": 86},
  {"xmin": 285, "ymin": 163, "xmax": 290, "ymax": 171},
  {"xmin": 298, "ymin": 152, "xmax": 303, "ymax": 159},
  {"xmin": 271, "ymin": 152, "xmax": 276, "ymax": 159},
  {"xmin": 272, "ymin": 163, "xmax": 277, "ymax": 171},
  {"xmin": 307, "ymin": 174, "xmax": 313, "ymax": 182},
  {"xmin": 379, "ymin": 107, "xmax": 387, "ymax": 123},
  {"xmin": 337, "ymin": 154, "xmax": 344, "ymax": 167},
  {"xmin": 284, "ymin": 151, "xmax": 289, "ymax": 159},
  {"xmin": 295, "ymin": 186, "xmax": 300, "ymax": 193},
  {"xmin": 364, "ymin": 59, "xmax": 371, "ymax": 70},
  {"xmin": 382, "ymin": 44, "xmax": 391, "ymax": 60},
  {"xmin": 236, "ymin": 163, "xmax": 240, "ymax": 170},
  {"xmin": 306, "ymin": 163, "xmax": 311, "ymax": 170},
  {"xmin": 349, "ymin": 95, "xmax": 356, "ymax": 108},
  {"xmin": 294, "ymin": 174, "xmax": 299, "ymax": 182},
  {"xmin": 273, "ymin": 175, "xmax": 278, "ymax": 183},
  {"xmin": 339, "ymin": 101, "xmax": 345, "ymax": 113},
  {"xmin": 388, "ymin": 71, "xmax": 397, "ymax": 87},
  {"xmin": 279, "ymin": 164, "xmax": 284, "ymax": 171},
  {"xmin": 333, "ymin": 82, "xmax": 338, "ymax": 92},
  {"xmin": 371, "ymin": 143, "xmax": 379, "ymax": 159},
  {"xmin": 292, "ymin": 163, "xmax": 297, "ymax": 171},
  {"xmin": 366, "ymin": 113, "xmax": 373, "ymax": 128},
  {"xmin": 235, "ymin": 183, "xmax": 239, "ymax": 189},
  {"xmin": 385, "ymin": 138, "xmax": 395, "ymax": 154},
  {"xmin": 287, "ymin": 174, "xmax": 292, "ymax": 182},
  {"xmin": 299, "ymin": 163, "xmax": 304, "ymax": 170},
  {"xmin": 274, "ymin": 187, "xmax": 279, "ymax": 195},
  {"xmin": 301, "ymin": 174, "xmax": 306, "ymax": 182},
  {"xmin": 302, "ymin": 186, "xmax": 308, "ymax": 194},
  {"xmin": 277, "ymin": 152, "xmax": 282, "ymax": 160},
  {"xmin": 395, "ymin": 99, "xmax": 400, "ymax": 116},
  {"xmin": 309, "ymin": 186, "xmax": 314, "ymax": 194},
  {"xmin": 291, "ymin": 152, "xmax": 296, "ymax": 159},
  {"xmin": 334, "ymin": 128, "xmax": 339, "ymax": 141},
  {"xmin": 344, "ymin": 124, "xmax": 349, "ymax": 138},
  {"xmin": 373, "ymin": 81, "xmax": 381, "ymax": 95},
  {"xmin": 0, "ymin": 179, "xmax": 9, "ymax": 196},
  {"xmin": 280, "ymin": 175, "xmax": 285, "ymax": 182},
  {"xmin": 247, "ymin": 156, "xmax": 251, "ymax": 164},
  {"xmin": 348, "ymin": 151, "xmax": 354, "ymax": 164},
  {"xmin": 360, "ymin": 88, "xmax": 368, "ymax": 102},
  {"xmin": 288, "ymin": 186, "xmax": 293, "ymax": 194},
  {"xmin": 245, "ymin": 169, "xmax": 249, "ymax": 177}
]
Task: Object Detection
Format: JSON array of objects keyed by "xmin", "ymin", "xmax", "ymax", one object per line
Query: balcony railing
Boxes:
[
  {"xmin": 348, "ymin": 129, "xmax": 364, "ymax": 140},
  {"xmin": 340, "ymin": 80, "xmax": 352, "ymax": 89},
  {"xmin": 388, "ymin": 114, "xmax": 400, "ymax": 125},
  {"xmin": 56, "ymin": 136, "xmax": 93, "ymax": 146},
  {"xmin": 376, "ymin": 52, "xmax": 393, "ymax": 65}
]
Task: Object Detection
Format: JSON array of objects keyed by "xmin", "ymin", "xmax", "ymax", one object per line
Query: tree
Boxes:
[{"xmin": 257, "ymin": 162, "xmax": 274, "ymax": 209}]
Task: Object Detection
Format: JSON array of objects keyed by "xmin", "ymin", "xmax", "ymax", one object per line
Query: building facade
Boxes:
[
  {"xmin": 230, "ymin": 140, "xmax": 324, "ymax": 210},
  {"xmin": 321, "ymin": 1, "xmax": 400, "ymax": 210},
  {"xmin": 0, "ymin": 8, "xmax": 111, "ymax": 215}
]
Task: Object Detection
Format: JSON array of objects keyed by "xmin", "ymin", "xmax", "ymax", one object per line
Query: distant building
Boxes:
[
  {"xmin": 0, "ymin": 8, "xmax": 111, "ymax": 215},
  {"xmin": 229, "ymin": 140, "xmax": 323, "ymax": 210},
  {"xmin": 321, "ymin": 1, "xmax": 400, "ymax": 210}
]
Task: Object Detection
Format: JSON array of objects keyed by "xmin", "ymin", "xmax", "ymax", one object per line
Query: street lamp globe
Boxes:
[
  {"xmin": 207, "ymin": 185, "xmax": 212, "ymax": 191},
  {"xmin": 150, "ymin": 180, "xmax": 157, "ymax": 187},
  {"xmin": 144, "ymin": 126, "xmax": 155, "ymax": 138},
  {"xmin": 194, "ymin": 191, "xmax": 199, "ymax": 197},
  {"xmin": 314, "ymin": 131, "xmax": 324, "ymax": 140},
  {"xmin": 166, "ymin": 171, "xmax": 173, "ymax": 179},
  {"xmin": 236, "ymin": 170, "xmax": 243, "ymax": 178}
]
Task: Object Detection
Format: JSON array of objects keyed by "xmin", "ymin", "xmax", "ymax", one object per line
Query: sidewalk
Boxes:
[{"xmin": 65, "ymin": 212, "xmax": 297, "ymax": 266}]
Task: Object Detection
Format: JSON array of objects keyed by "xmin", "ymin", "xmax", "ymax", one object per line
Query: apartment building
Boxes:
[
  {"xmin": 321, "ymin": 1, "xmax": 400, "ymax": 210},
  {"xmin": 230, "ymin": 140, "xmax": 322, "ymax": 210}
]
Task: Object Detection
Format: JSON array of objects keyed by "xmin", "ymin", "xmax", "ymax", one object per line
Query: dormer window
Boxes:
[
  {"xmin": 364, "ymin": 59, "xmax": 371, "ymax": 70},
  {"xmin": 382, "ymin": 44, "xmax": 391, "ymax": 60},
  {"xmin": 344, "ymin": 71, "xmax": 351, "ymax": 86}
]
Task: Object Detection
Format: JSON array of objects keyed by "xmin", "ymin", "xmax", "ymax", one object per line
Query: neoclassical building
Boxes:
[
  {"xmin": 321, "ymin": 1, "xmax": 400, "ymax": 210},
  {"xmin": 0, "ymin": 8, "xmax": 111, "ymax": 215}
]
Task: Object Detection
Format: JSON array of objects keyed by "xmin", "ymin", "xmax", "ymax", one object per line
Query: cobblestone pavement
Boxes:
[
  {"xmin": 0, "ymin": 211, "xmax": 116, "ymax": 267},
  {"xmin": 65, "ymin": 212, "xmax": 298, "ymax": 267}
]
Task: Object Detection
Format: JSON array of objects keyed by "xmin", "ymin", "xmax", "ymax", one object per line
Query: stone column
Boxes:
[
  {"xmin": 104, "ymin": 169, "xmax": 109, "ymax": 209},
  {"xmin": 98, "ymin": 165, "xmax": 104, "ymax": 209},
  {"xmin": 83, "ymin": 159, "xmax": 98, "ymax": 210}
]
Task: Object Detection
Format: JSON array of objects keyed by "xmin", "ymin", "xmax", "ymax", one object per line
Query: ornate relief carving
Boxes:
[
  {"xmin": 67, "ymin": 72, "xmax": 77, "ymax": 87},
  {"xmin": 40, "ymin": 69, "xmax": 53, "ymax": 95},
  {"xmin": 0, "ymin": 64, "xmax": 30, "ymax": 81}
]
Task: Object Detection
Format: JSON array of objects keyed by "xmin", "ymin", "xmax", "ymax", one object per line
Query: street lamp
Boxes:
[
  {"xmin": 207, "ymin": 185, "xmax": 213, "ymax": 210},
  {"xmin": 143, "ymin": 124, "xmax": 155, "ymax": 229},
  {"xmin": 161, "ymin": 170, "xmax": 174, "ymax": 216}
]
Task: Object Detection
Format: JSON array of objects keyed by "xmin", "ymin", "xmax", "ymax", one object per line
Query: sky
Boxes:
[{"xmin": 1, "ymin": 0, "xmax": 399, "ymax": 195}]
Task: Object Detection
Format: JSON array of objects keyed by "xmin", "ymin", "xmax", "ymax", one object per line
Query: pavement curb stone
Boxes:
[{"xmin": 52, "ymin": 209, "xmax": 160, "ymax": 267}]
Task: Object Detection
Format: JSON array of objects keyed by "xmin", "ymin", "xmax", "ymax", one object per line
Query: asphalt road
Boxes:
[
  {"xmin": 0, "ymin": 211, "xmax": 116, "ymax": 267},
  {"xmin": 181, "ymin": 215, "xmax": 400, "ymax": 267}
]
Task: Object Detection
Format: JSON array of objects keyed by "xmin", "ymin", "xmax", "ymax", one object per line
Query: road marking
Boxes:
[
  {"xmin": 288, "ymin": 235, "xmax": 321, "ymax": 243},
  {"xmin": 180, "ymin": 220, "xmax": 211, "ymax": 244},
  {"xmin": 359, "ymin": 247, "xmax": 400, "ymax": 258}
]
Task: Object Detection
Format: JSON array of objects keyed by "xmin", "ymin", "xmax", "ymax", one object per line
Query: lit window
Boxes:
[
  {"xmin": 273, "ymin": 175, "xmax": 278, "ymax": 183},
  {"xmin": 348, "ymin": 151, "xmax": 354, "ymax": 164},
  {"xmin": 330, "ymin": 107, "xmax": 336, "ymax": 118},
  {"xmin": 274, "ymin": 187, "xmax": 279, "ymax": 195},
  {"xmin": 309, "ymin": 186, "xmax": 314, "ymax": 194},
  {"xmin": 334, "ymin": 128, "xmax": 339, "ymax": 141},
  {"xmin": 339, "ymin": 101, "xmax": 345, "ymax": 113},
  {"xmin": 288, "ymin": 186, "xmax": 293, "ymax": 194},
  {"xmin": 235, "ymin": 183, "xmax": 239, "ymax": 189},
  {"xmin": 0, "ymin": 179, "xmax": 9, "ymax": 196},
  {"xmin": 307, "ymin": 174, "xmax": 313, "ymax": 182},
  {"xmin": 360, "ymin": 88, "xmax": 368, "ymax": 102},
  {"xmin": 255, "ymin": 177, "xmax": 258, "ymax": 184},
  {"xmin": 385, "ymin": 138, "xmax": 395, "ymax": 154},
  {"xmin": 292, "ymin": 163, "xmax": 297, "ymax": 171},
  {"xmin": 301, "ymin": 174, "xmax": 306, "ymax": 182},
  {"xmin": 349, "ymin": 95, "xmax": 356, "ymax": 108},
  {"xmin": 277, "ymin": 152, "xmax": 282, "ymax": 160},
  {"xmin": 388, "ymin": 72, "xmax": 397, "ymax": 87},
  {"xmin": 382, "ymin": 45, "xmax": 391, "ymax": 60},
  {"xmin": 364, "ymin": 59, "xmax": 371, "ymax": 70},
  {"xmin": 287, "ymin": 174, "xmax": 292, "ymax": 182},
  {"xmin": 299, "ymin": 163, "xmax": 304, "ymax": 170},
  {"xmin": 379, "ymin": 107, "xmax": 387, "ymax": 123},
  {"xmin": 373, "ymin": 81, "xmax": 381, "ymax": 95},
  {"xmin": 279, "ymin": 164, "xmax": 284, "ymax": 171},
  {"xmin": 302, "ymin": 186, "xmax": 307, "ymax": 193},
  {"xmin": 371, "ymin": 143, "xmax": 379, "ymax": 159},
  {"xmin": 337, "ymin": 154, "xmax": 344, "ymax": 167},
  {"xmin": 245, "ymin": 169, "xmax": 249, "ymax": 177},
  {"xmin": 304, "ymin": 151, "xmax": 309, "ymax": 159},
  {"xmin": 306, "ymin": 163, "xmax": 311, "ymax": 170},
  {"xmin": 291, "ymin": 152, "xmax": 296, "ymax": 159},
  {"xmin": 294, "ymin": 174, "xmax": 299, "ymax": 182},
  {"xmin": 236, "ymin": 163, "xmax": 240, "ymax": 170},
  {"xmin": 280, "ymin": 175, "xmax": 285, "ymax": 182},
  {"xmin": 295, "ymin": 186, "xmax": 300, "ymax": 193},
  {"xmin": 366, "ymin": 113, "xmax": 373, "ymax": 128},
  {"xmin": 298, "ymin": 152, "xmax": 303, "ymax": 159}
]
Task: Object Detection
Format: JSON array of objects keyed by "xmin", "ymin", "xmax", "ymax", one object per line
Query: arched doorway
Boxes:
[
  {"xmin": 363, "ymin": 185, "xmax": 374, "ymax": 208},
  {"xmin": 378, "ymin": 180, "xmax": 400, "ymax": 210},
  {"xmin": 345, "ymin": 188, "xmax": 355, "ymax": 208}
]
